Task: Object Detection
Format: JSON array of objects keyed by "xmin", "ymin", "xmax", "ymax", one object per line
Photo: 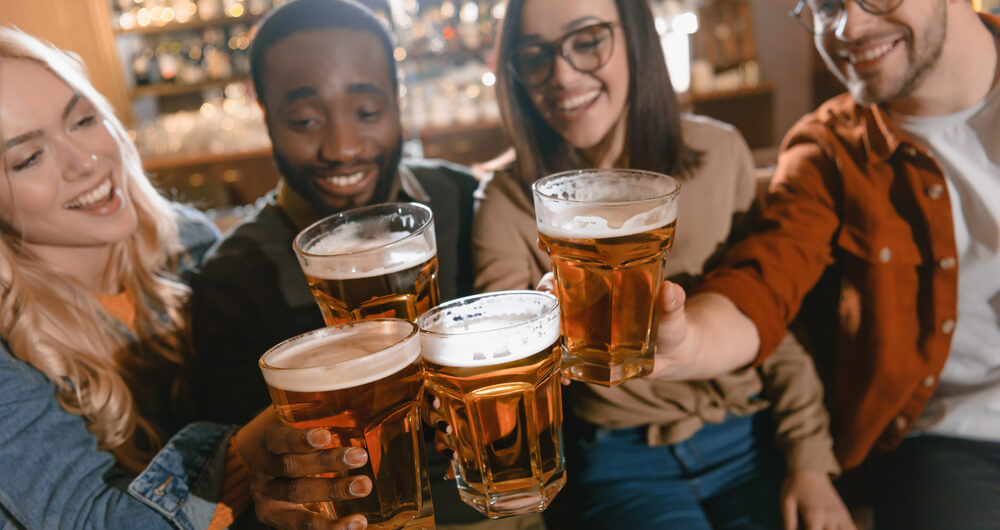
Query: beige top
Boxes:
[{"xmin": 472, "ymin": 115, "xmax": 839, "ymax": 474}]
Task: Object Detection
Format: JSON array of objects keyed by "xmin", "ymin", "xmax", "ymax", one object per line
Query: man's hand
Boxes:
[
  {"xmin": 652, "ymin": 287, "xmax": 761, "ymax": 381},
  {"xmin": 237, "ymin": 408, "xmax": 372, "ymax": 529},
  {"xmin": 650, "ymin": 281, "xmax": 700, "ymax": 380},
  {"xmin": 781, "ymin": 471, "xmax": 857, "ymax": 530}
]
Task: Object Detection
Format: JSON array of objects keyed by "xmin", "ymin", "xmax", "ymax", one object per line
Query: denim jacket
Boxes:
[{"xmin": 0, "ymin": 205, "xmax": 233, "ymax": 530}]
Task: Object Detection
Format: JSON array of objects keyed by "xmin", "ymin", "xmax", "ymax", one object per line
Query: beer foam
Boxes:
[
  {"xmin": 535, "ymin": 203, "xmax": 677, "ymax": 239},
  {"xmin": 261, "ymin": 321, "xmax": 420, "ymax": 393},
  {"xmin": 300, "ymin": 228, "xmax": 437, "ymax": 280},
  {"xmin": 533, "ymin": 173, "xmax": 679, "ymax": 239},
  {"xmin": 419, "ymin": 292, "xmax": 561, "ymax": 368}
]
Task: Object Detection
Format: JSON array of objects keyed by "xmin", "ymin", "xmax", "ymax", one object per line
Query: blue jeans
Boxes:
[{"xmin": 567, "ymin": 412, "xmax": 783, "ymax": 530}]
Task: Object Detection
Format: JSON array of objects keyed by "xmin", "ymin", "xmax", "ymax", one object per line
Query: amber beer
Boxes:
[
  {"xmin": 259, "ymin": 320, "xmax": 434, "ymax": 529},
  {"xmin": 294, "ymin": 203, "xmax": 440, "ymax": 325},
  {"xmin": 532, "ymin": 169, "xmax": 680, "ymax": 386},
  {"xmin": 419, "ymin": 291, "xmax": 564, "ymax": 518}
]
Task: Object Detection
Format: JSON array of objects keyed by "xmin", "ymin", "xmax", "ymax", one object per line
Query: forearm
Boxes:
[{"xmin": 653, "ymin": 291, "xmax": 761, "ymax": 381}]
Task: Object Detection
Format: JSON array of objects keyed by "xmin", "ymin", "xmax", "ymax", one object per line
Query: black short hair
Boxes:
[{"xmin": 249, "ymin": 0, "xmax": 397, "ymax": 104}]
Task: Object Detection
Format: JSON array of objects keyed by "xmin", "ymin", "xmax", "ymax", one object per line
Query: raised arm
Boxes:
[{"xmin": 653, "ymin": 128, "xmax": 844, "ymax": 382}]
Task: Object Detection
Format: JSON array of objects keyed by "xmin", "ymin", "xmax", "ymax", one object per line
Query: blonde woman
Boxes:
[{"xmin": 0, "ymin": 26, "xmax": 371, "ymax": 530}]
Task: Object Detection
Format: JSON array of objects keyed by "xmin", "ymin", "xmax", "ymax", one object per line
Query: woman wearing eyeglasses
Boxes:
[{"xmin": 472, "ymin": 0, "xmax": 855, "ymax": 528}]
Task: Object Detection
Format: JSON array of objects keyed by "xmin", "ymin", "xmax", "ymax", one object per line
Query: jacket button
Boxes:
[
  {"xmin": 922, "ymin": 375, "xmax": 936, "ymax": 387},
  {"xmin": 942, "ymin": 319, "xmax": 956, "ymax": 334},
  {"xmin": 939, "ymin": 256, "xmax": 957, "ymax": 270},
  {"xmin": 926, "ymin": 184, "xmax": 945, "ymax": 199},
  {"xmin": 894, "ymin": 415, "xmax": 908, "ymax": 430},
  {"xmin": 879, "ymin": 247, "xmax": 892, "ymax": 263},
  {"xmin": 902, "ymin": 145, "xmax": 918, "ymax": 157}
]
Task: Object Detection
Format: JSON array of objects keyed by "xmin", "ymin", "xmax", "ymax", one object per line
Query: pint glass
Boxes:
[
  {"xmin": 532, "ymin": 169, "xmax": 680, "ymax": 386},
  {"xmin": 259, "ymin": 320, "xmax": 434, "ymax": 529},
  {"xmin": 293, "ymin": 203, "xmax": 440, "ymax": 325},
  {"xmin": 419, "ymin": 291, "xmax": 564, "ymax": 518}
]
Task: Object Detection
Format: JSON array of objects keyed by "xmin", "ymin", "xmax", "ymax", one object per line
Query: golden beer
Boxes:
[
  {"xmin": 533, "ymin": 170, "xmax": 680, "ymax": 386},
  {"xmin": 259, "ymin": 320, "xmax": 434, "ymax": 529},
  {"xmin": 294, "ymin": 203, "xmax": 440, "ymax": 325},
  {"xmin": 419, "ymin": 292, "xmax": 564, "ymax": 518}
]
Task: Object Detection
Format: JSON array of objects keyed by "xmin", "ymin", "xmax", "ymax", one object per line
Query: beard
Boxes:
[
  {"xmin": 273, "ymin": 136, "xmax": 404, "ymax": 218},
  {"xmin": 839, "ymin": 3, "xmax": 948, "ymax": 105}
]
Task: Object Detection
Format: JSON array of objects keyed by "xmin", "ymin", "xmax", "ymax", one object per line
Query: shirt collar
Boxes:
[
  {"xmin": 275, "ymin": 162, "xmax": 430, "ymax": 232},
  {"xmin": 862, "ymin": 103, "xmax": 902, "ymax": 164},
  {"xmin": 860, "ymin": 13, "xmax": 1000, "ymax": 164}
]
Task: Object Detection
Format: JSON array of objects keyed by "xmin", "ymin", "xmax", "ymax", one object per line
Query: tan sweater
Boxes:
[{"xmin": 472, "ymin": 115, "xmax": 839, "ymax": 474}]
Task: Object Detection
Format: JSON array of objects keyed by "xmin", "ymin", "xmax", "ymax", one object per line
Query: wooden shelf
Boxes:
[
  {"xmin": 416, "ymin": 119, "xmax": 502, "ymax": 138},
  {"xmin": 131, "ymin": 77, "xmax": 249, "ymax": 98},
  {"xmin": 116, "ymin": 12, "xmax": 263, "ymax": 35},
  {"xmin": 142, "ymin": 146, "xmax": 272, "ymax": 171},
  {"xmin": 404, "ymin": 42, "xmax": 493, "ymax": 63},
  {"xmin": 688, "ymin": 82, "xmax": 775, "ymax": 103}
]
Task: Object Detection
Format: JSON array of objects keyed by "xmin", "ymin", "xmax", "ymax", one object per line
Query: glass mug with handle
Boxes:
[
  {"xmin": 419, "ymin": 291, "xmax": 565, "ymax": 518},
  {"xmin": 293, "ymin": 202, "xmax": 440, "ymax": 325},
  {"xmin": 259, "ymin": 319, "xmax": 434, "ymax": 529},
  {"xmin": 532, "ymin": 169, "xmax": 680, "ymax": 386}
]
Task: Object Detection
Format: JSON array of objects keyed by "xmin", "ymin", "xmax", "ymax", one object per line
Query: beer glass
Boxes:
[
  {"xmin": 419, "ymin": 291, "xmax": 564, "ymax": 518},
  {"xmin": 259, "ymin": 320, "xmax": 434, "ymax": 529},
  {"xmin": 532, "ymin": 169, "xmax": 680, "ymax": 386},
  {"xmin": 293, "ymin": 202, "xmax": 440, "ymax": 325}
]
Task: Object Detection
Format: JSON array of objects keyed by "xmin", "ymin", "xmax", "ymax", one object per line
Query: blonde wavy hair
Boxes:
[{"xmin": 0, "ymin": 26, "xmax": 191, "ymax": 473}]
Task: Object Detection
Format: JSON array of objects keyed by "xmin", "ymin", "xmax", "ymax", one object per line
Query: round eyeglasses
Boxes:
[
  {"xmin": 508, "ymin": 22, "xmax": 617, "ymax": 88},
  {"xmin": 789, "ymin": 0, "xmax": 904, "ymax": 35}
]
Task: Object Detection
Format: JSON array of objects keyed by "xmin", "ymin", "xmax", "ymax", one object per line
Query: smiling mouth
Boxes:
[
  {"xmin": 843, "ymin": 39, "xmax": 901, "ymax": 65},
  {"xmin": 555, "ymin": 89, "xmax": 601, "ymax": 114},
  {"xmin": 323, "ymin": 171, "xmax": 366, "ymax": 187},
  {"xmin": 64, "ymin": 175, "xmax": 114, "ymax": 209}
]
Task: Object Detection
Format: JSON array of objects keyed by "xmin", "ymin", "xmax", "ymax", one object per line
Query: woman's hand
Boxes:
[
  {"xmin": 422, "ymin": 392, "xmax": 457, "ymax": 480},
  {"xmin": 236, "ymin": 408, "xmax": 372, "ymax": 529},
  {"xmin": 780, "ymin": 470, "xmax": 857, "ymax": 530}
]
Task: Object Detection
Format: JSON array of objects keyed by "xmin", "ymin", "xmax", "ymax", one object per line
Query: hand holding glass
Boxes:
[
  {"xmin": 259, "ymin": 320, "xmax": 434, "ymax": 529},
  {"xmin": 419, "ymin": 291, "xmax": 565, "ymax": 518},
  {"xmin": 532, "ymin": 169, "xmax": 680, "ymax": 386}
]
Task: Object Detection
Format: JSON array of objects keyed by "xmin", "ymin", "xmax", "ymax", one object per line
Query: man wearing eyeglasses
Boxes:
[{"xmin": 652, "ymin": 1, "xmax": 1000, "ymax": 527}]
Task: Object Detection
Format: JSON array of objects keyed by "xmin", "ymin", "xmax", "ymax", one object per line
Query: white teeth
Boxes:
[
  {"xmin": 324, "ymin": 171, "xmax": 365, "ymax": 187},
  {"xmin": 848, "ymin": 42, "xmax": 895, "ymax": 64},
  {"xmin": 556, "ymin": 89, "xmax": 600, "ymax": 112},
  {"xmin": 65, "ymin": 178, "xmax": 112, "ymax": 209}
]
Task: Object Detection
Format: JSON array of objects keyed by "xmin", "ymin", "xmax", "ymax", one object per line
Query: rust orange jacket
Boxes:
[{"xmin": 699, "ymin": 12, "xmax": 999, "ymax": 471}]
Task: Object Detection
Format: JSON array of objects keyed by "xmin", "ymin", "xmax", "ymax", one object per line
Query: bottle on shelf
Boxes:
[
  {"xmin": 197, "ymin": 0, "xmax": 222, "ymax": 20},
  {"xmin": 202, "ymin": 27, "xmax": 233, "ymax": 80}
]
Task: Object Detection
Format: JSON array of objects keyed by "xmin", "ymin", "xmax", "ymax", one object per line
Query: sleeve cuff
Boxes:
[
  {"xmin": 781, "ymin": 437, "xmax": 842, "ymax": 477},
  {"xmin": 129, "ymin": 422, "xmax": 239, "ymax": 530},
  {"xmin": 695, "ymin": 273, "xmax": 788, "ymax": 365}
]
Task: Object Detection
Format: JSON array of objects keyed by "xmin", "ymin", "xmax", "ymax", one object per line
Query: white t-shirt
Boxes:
[{"xmin": 894, "ymin": 79, "xmax": 1000, "ymax": 442}]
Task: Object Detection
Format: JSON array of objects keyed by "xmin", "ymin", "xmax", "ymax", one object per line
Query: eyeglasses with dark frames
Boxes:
[
  {"xmin": 508, "ymin": 22, "xmax": 618, "ymax": 88},
  {"xmin": 789, "ymin": 0, "xmax": 904, "ymax": 35}
]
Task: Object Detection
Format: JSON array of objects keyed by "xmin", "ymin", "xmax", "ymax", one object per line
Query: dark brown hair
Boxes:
[{"xmin": 495, "ymin": 0, "xmax": 701, "ymax": 186}]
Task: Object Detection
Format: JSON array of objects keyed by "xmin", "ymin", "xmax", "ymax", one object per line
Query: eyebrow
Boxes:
[
  {"xmin": 62, "ymin": 94, "xmax": 81, "ymax": 120},
  {"xmin": 4, "ymin": 130, "xmax": 43, "ymax": 149},
  {"xmin": 519, "ymin": 16, "xmax": 603, "ymax": 43},
  {"xmin": 562, "ymin": 16, "xmax": 601, "ymax": 31},
  {"xmin": 347, "ymin": 83, "xmax": 387, "ymax": 98},
  {"xmin": 282, "ymin": 86, "xmax": 319, "ymax": 106},
  {"xmin": 4, "ymin": 93, "xmax": 83, "ymax": 149}
]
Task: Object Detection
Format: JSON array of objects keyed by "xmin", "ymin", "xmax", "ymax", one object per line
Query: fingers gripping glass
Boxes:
[
  {"xmin": 789, "ymin": 0, "xmax": 904, "ymax": 35},
  {"xmin": 508, "ymin": 22, "xmax": 617, "ymax": 87}
]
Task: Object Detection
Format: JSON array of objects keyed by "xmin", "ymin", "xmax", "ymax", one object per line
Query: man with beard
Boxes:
[
  {"xmin": 189, "ymin": 1, "xmax": 524, "ymax": 528},
  {"xmin": 648, "ymin": 0, "xmax": 1000, "ymax": 527}
]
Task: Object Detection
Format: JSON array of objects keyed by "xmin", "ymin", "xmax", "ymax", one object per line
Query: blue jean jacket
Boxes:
[{"xmin": 0, "ymin": 205, "xmax": 233, "ymax": 530}]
